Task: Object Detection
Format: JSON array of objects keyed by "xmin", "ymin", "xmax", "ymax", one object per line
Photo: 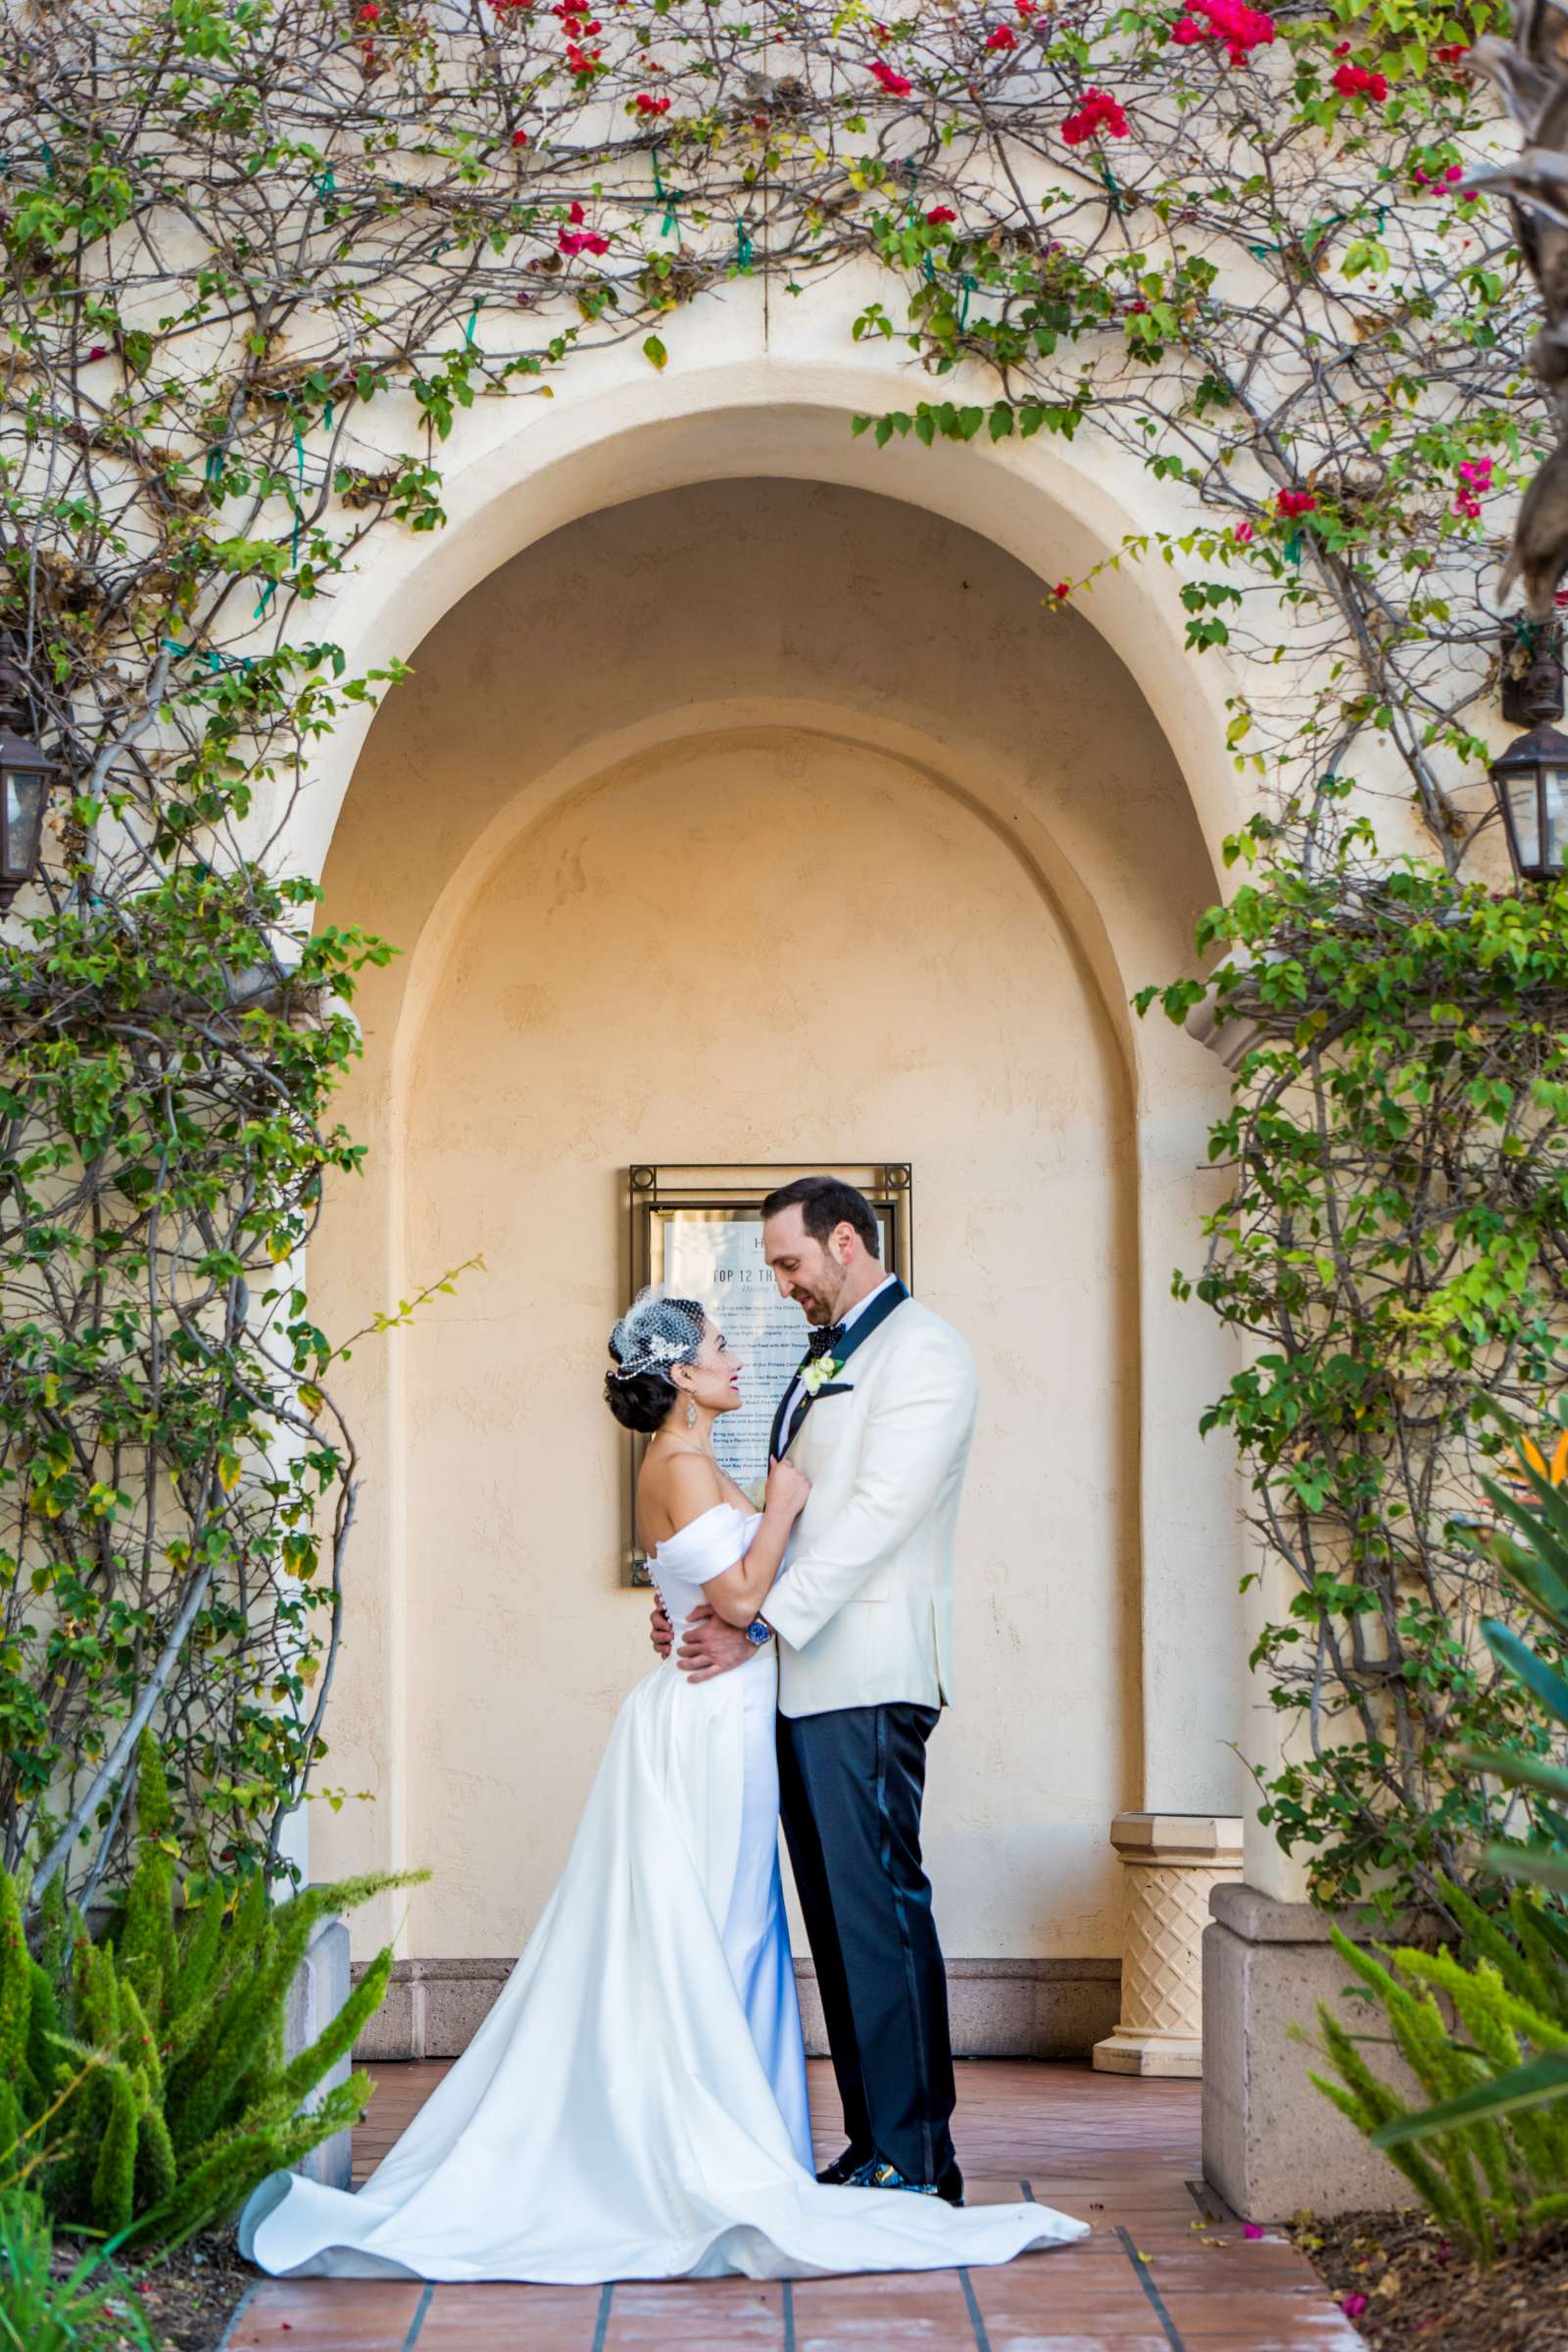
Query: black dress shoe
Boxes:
[
  {"xmin": 845, "ymin": 2156, "xmax": 941, "ymax": 2196},
  {"xmin": 936, "ymin": 2159, "xmax": 964, "ymax": 2208},
  {"xmin": 816, "ymin": 2144, "xmax": 874, "ymax": 2186}
]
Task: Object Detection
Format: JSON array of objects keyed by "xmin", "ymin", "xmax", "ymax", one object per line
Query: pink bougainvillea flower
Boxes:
[
  {"xmin": 926, "ymin": 204, "xmax": 958, "ymax": 224},
  {"xmin": 1244, "ymin": 2224, "xmax": 1266, "ymax": 2240},
  {"xmin": 357, "ymin": 3, "xmax": 379, "ymax": 19},
  {"xmin": 1342, "ymin": 2294, "xmax": 1369, "ymax": 2320},
  {"xmin": 869, "ymin": 59, "xmax": 913, "ymax": 95},
  {"xmin": 85, "ymin": 344, "xmax": 108, "ymax": 361},
  {"xmin": 1233, "ymin": 519, "xmax": 1254, "ymax": 543},
  {"xmin": 1062, "ymin": 86, "xmax": 1129, "ymax": 143},
  {"xmin": 1169, "ymin": 0, "xmax": 1275, "ymax": 64},
  {"xmin": 1127, "ymin": 297, "xmax": 1149, "ymax": 313},
  {"xmin": 1053, "ymin": 581, "xmax": 1071, "ymax": 599},
  {"xmin": 511, "ymin": 126, "xmax": 529, "ymax": 145},
  {"xmin": 987, "ymin": 24, "xmax": 1017, "ymax": 49},
  {"xmin": 559, "ymin": 227, "xmax": 611, "ymax": 256},
  {"xmin": 1333, "ymin": 62, "xmax": 1389, "ymax": 101},
  {"xmin": 1435, "ymin": 42, "xmax": 1468, "ymax": 63},
  {"xmin": 1276, "ymin": 489, "xmax": 1317, "ymax": 517},
  {"xmin": 567, "ymin": 198, "xmax": 585, "ymax": 221},
  {"xmin": 634, "ymin": 90, "xmax": 671, "ymax": 114},
  {"xmin": 1018, "ymin": 0, "xmax": 1038, "ymax": 13}
]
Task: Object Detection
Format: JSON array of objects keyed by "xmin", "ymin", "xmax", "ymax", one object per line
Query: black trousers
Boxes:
[{"xmin": 776, "ymin": 1702, "xmax": 956, "ymax": 2185}]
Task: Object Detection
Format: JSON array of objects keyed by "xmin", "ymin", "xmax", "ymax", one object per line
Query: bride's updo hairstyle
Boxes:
[{"xmin": 604, "ymin": 1291, "xmax": 708, "ymax": 1434}]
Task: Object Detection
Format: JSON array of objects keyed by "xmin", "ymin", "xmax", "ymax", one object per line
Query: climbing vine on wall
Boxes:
[{"xmin": 0, "ymin": 0, "xmax": 1547, "ymax": 1907}]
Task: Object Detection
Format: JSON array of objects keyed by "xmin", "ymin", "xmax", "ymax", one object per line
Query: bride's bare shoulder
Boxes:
[{"xmin": 638, "ymin": 1446, "xmax": 725, "ymax": 1543}]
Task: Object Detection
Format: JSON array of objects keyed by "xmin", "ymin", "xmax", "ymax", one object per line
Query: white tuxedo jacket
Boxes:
[{"xmin": 762, "ymin": 1298, "xmax": 979, "ymax": 1719}]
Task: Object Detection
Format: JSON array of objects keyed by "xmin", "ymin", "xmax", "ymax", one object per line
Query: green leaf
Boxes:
[
  {"xmin": 642, "ymin": 334, "xmax": 667, "ymax": 370},
  {"xmin": 1372, "ymin": 2049, "xmax": 1568, "ymax": 2147}
]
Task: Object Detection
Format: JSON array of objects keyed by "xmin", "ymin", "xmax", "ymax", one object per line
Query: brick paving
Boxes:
[{"xmin": 221, "ymin": 2058, "xmax": 1365, "ymax": 2350}]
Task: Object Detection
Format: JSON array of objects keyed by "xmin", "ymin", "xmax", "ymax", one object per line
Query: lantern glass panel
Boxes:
[
  {"xmin": 1507, "ymin": 767, "xmax": 1543, "ymax": 871},
  {"xmin": 1544, "ymin": 759, "xmax": 1568, "ymax": 875},
  {"xmin": 1, "ymin": 763, "xmax": 46, "ymax": 881}
]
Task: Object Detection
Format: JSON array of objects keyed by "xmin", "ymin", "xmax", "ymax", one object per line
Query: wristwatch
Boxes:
[{"xmin": 744, "ymin": 1616, "xmax": 773, "ymax": 1647}]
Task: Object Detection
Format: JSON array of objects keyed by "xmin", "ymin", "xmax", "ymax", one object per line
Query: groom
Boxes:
[{"xmin": 652, "ymin": 1174, "xmax": 978, "ymax": 2204}]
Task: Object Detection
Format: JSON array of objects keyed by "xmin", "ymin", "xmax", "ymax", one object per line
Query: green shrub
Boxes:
[
  {"xmin": 0, "ymin": 2184, "xmax": 155, "ymax": 2352},
  {"xmin": 3, "ymin": 1735, "xmax": 423, "ymax": 2250},
  {"xmin": 1306, "ymin": 1412, "xmax": 1568, "ymax": 2252}
]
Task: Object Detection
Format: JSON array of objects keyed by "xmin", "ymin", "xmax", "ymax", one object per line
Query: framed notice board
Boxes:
[{"xmin": 622, "ymin": 1163, "xmax": 912, "ymax": 1584}]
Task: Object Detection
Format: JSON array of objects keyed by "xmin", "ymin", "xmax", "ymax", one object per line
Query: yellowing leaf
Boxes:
[{"xmin": 217, "ymin": 1453, "xmax": 242, "ymax": 1493}]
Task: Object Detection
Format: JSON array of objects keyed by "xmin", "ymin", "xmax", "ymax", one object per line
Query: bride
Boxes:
[{"xmin": 238, "ymin": 1294, "xmax": 1087, "ymax": 2282}]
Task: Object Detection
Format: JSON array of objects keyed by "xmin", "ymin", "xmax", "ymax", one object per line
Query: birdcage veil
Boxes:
[{"xmin": 606, "ymin": 1286, "xmax": 708, "ymax": 1384}]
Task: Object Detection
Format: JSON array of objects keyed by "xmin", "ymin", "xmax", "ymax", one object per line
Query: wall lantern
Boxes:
[
  {"xmin": 1489, "ymin": 723, "xmax": 1568, "ymax": 885},
  {"xmin": 0, "ymin": 662, "xmax": 57, "ymax": 910}
]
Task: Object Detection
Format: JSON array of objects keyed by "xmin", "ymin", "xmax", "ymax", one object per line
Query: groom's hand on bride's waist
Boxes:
[
  {"xmin": 650, "ymin": 1601, "xmax": 674, "ymax": 1660},
  {"xmin": 675, "ymin": 1602, "xmax": 755, "ymax": 1682}
]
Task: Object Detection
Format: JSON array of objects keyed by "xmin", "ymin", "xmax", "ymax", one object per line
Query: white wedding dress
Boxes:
[{"xmin": 239, "ymin": 1505, "xmax": 1088, "ymax": 2282}]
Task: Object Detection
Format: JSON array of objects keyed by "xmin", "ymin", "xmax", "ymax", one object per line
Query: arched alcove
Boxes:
[{"xmin": 307, "ymin": 477, "xmax": 1245, "ymax": 2028}]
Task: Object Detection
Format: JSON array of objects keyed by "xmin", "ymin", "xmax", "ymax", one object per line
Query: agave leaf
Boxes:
[
  {"xmin": 1455, "ymin": 1746, "xmax": 1568, "ymax": 1804},
  {"xmin": 1372, "ymin": 2048, "xmax": 1568, "ymax": 2146},
  {"xmin": 1486, "ymin": 1843, "xmax": 1568, "ymax": 1896},
  {"xmin": 1482, "ymin": 1620, "xmax": 1568, "ymax": 1731}
]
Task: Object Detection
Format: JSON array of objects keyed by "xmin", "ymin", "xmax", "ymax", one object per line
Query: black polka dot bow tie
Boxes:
[{"xmin": 806, "ymin": 1324, "xmax": 845, "ymax": 1361}]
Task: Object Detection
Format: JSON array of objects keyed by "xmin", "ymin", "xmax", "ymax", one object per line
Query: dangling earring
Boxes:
[{"xmin": 686, "ymin": 1397, "xmax": 698, "ymax": 1431}]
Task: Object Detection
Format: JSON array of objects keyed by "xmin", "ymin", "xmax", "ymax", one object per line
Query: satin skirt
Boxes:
[{"xmin": 238, "ymin": 1652, "xmax": 1088, "ymax": 2283}]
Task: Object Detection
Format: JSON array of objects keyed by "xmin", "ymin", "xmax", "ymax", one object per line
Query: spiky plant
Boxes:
[{"xmin": 2, "ymin": 1734, "xmax": 422, "ymax": 2249}]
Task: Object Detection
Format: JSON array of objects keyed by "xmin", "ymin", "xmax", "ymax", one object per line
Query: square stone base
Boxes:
[
  {"xmin": 1092, "ymin": 2028, "xmax": 1201, "ymax": 2078},
  {"xmin": 1202, "ymin": 1882, "xmax": 1427, "ymax": 2223}
]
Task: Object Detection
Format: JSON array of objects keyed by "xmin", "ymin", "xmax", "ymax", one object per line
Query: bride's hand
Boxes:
[{"xmin": 765, "ymin": 1455, "xmax": 810, "ymax": 1521}]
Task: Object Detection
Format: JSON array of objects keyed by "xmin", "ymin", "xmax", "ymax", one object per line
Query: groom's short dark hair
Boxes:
[{"xmin": 760, "ymin": 1175, "xmax": 880, "ymax": 1257}]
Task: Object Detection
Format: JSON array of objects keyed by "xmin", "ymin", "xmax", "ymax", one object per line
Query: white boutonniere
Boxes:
[{"xmin": 800, "ymin": 1356, "xmax": 841, "ymax": 1398}]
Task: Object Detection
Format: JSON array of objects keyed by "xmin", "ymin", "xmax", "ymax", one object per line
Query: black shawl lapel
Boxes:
[{"xmin": 776, "ymin": 1277, "xmax": 909, "ymax": 1457}]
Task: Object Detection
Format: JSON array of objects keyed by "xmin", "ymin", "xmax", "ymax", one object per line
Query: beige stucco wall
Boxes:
[{"xmin": 309, "ymin": 477, "xmax": 1245, "ymax": 1961}]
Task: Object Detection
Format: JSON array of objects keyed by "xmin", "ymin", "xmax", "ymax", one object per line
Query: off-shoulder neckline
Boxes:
[{"xmin": 652, "ymin": 1499, "xmax": 760, "ymax": 1557}]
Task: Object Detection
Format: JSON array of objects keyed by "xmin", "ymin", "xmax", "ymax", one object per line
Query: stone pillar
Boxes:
[
  {"xmin": 1093, "ymin": 1812, "xmax": 1244, "ymax": 2078},
  {"xmin": 283, "ymin": 1907, "xmax": 353, "ymax": 2188},
  {"xmin": 1201, "ymin": 1883, "xmax": 1433, "ymax": 2221}
]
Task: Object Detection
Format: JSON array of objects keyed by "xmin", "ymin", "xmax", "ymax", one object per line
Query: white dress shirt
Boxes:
[{"xmin": 776, "ymin": 1272, "xmax": 900, "ymax": 1447}]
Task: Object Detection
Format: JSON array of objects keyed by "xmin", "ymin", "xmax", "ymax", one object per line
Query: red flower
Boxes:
[
  {"xmin": 1275, "ymin": 489, "xmax": 1317, "ymax": 517},
  {"xmin": 1061, "ymin": 87, "xmax": 1129, "ymax": 143},
  {"xmin": 926, "ymin": 205, "xmax": 957, "ymax": 224},
  {"xmin": 1168, "ymin": 0, "xmax": 1274, "ymax": 61},
  {"xmin": 1435, "ymin": 42, "xmax": 1468, "ymax": 63},
  {"xmin": 634, "ymin": 90, "xmax": 671, "ymax": 114},
  {"xmin": 357, "ymin": 2, "xmax": 379, "ymax": 16},
  {"xmin": 1053, "ymin": 581, "xmax": 1070, "ymax": 599},
  {"xmin": 1127, "ymin": 298, "xmax": 1149, "ymax": 313},
  {"xmin": 1342, "ymin": 2296, "xmax": 1368, "ymax": 2321},
  {"xmin": 511, "ymin": 126, "xmax": 529, "ymax": 145},
  {"xmin": 1333, "ymin": 38, "xmax": 1349, "ymax": 53},
  {"xmin": 1332, "ymin": 61, "xmax": 1388, "ymax": 100},
  {"xmin": 559, "ymin": 228, "xmax": 611, "ymax": 256},
  {"xmin": 1233, "ymin": 519, "xmax": 1254, "ymax": 544},
  {"xmin": 869, "ymin": 60, "xmax": 912, "ymax": 95},
  {"xmin": 85, "ymin": 343, "xmax": 108, "ymax": 361},
  {"xmin": 1017, "ymin": 0, "xmax": 1037, "ymax": 13},
  {"xmin": 567, "ymin": 199, "xmax": 585, "ymax": 222},
  {"xmin": 987, "ymin": 24, "xmax": 1017, "ymax": 48},
  {"xmin": 753, "ymin": 113, "xmax": 769, "ymax": 127}
]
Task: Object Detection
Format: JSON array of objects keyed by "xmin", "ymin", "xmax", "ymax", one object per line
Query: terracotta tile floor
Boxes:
[{"xmin": 222, "ymin": 2059, "xmax": 1365, "ymax": 2350}]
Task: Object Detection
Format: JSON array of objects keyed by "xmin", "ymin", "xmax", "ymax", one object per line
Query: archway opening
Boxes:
[{"xmin": 308, "ymin": 476, "xmax": 1233, "ymax": 2055}]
